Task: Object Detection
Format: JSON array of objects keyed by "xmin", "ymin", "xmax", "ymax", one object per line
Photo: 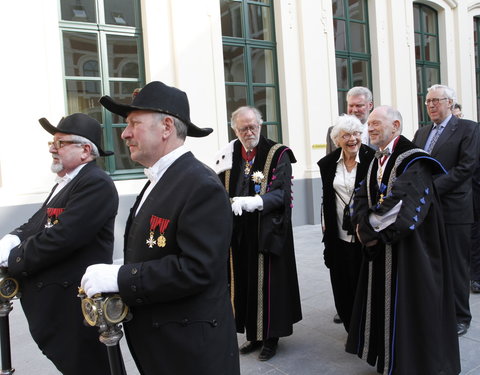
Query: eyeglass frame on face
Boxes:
[
  {"xmin": 424, "ymin": 97, "xmax": 449, "ymax": 106},
  {"xmin": 48, "ymin": 139, "xmax": 82, "ymax": 150},
  {"xmin": 236, "ymin": 124, "xmax": 260, "ymax": 135},
  {"xmin": 340, "ymin": 131, "xmax": 362, "ymax": 140}
]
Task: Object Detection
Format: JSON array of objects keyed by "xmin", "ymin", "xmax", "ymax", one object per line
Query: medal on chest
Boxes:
[
  {"xmin": 146, "ymin": 215, "xmax": 170, "ymax": 248},
  {"xmin": 45, "ymin": 207, "xmax": 64, "ymax": 228}
]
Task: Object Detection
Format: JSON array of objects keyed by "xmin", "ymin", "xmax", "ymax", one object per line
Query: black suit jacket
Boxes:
[
  {"xmin": 318, "ymin": 145, "xmax": 375, "ymax": 257},
  {"xmin": 413, "ymin": 115, "xmax": 479, "ymax": 223},
  {"xmin": 118, "ymin": 152, "xmax": 239, "ymax": 375},
  {"xmin": 8, "ymin": 161, "xmax": 118, "ymax": 375}
]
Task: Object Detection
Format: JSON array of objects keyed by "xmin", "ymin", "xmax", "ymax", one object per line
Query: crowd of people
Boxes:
[{"xmin": 0, "ymin": 80, "xmax": 478, "ymax": 375}]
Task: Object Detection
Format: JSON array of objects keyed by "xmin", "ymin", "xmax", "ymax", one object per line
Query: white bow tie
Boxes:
[{"xmin": 144, "ymin": 168, "xmax": 157, "ymax": 184}]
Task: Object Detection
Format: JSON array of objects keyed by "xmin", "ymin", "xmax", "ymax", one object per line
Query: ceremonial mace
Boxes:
[
  {"xmin": 78, "ymin": 288, "xmax": 130, "ymax": 375},
  {"xmin": 0, "ymin": 268, "xmax": 20, "ymax": 375}
]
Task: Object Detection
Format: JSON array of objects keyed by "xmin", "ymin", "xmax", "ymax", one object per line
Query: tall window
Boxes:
[
  {"xmin": 333, "ymin": 0, "xmax": 372, "ymax": 114},
  {"xmin": 475, "ymin": 17, "xmax": 480, "ymax": 121},
  {"xmin": 414, "ymin": 3, "xmax": 440, "ymax": 127},
  {"xmin": 60, "ymin": 0, "xmax": 145, "ymax": 177},
  {"xmin": 220, "ymin": 0, "xmax": 282, "ymax": 142}
]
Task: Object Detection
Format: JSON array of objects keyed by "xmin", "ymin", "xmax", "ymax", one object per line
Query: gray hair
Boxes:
[
  {"xmin": 427, "ymin": 84, "xmax": 457, "ymax": 107},
  {"xmin": 347, "ymin": 86, "xmax": 373, "ymax": 103},
  {"xmin": 330, "ymin": 114, "xmax": 364, "ymax": 146},
  {"xmin": 154, "ymin": 113, "xmax": 188, "ymax": 140},
  {"xmin": 230, "ymin": 106, "xmax": 263, "ymax": 129},
  {"xmin": 69, "ymin": 134, "xmax": 99, "ymax": 158}
]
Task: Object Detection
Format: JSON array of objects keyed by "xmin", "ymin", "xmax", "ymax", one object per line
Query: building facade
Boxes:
[{"xmin": 0, "ymin": 0, "xmax": 478, "ymax": 258}]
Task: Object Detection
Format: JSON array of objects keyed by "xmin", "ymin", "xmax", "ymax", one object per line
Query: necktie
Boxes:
[{"xmin": 426, "ymin": 125, "xmax": 441, "ymax": 154}]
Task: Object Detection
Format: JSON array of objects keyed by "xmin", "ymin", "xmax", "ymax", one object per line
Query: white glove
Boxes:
[
  {"xmin": 81, "ymin": 264, "xmax": 121, "ymax": 297},
  {"xmin": 231, "ymin": 196, "xmax": 264, "ymax": 216},
  {"xmin": 0, "ymin": 234, "xmax": 21, "ymax": 267}
]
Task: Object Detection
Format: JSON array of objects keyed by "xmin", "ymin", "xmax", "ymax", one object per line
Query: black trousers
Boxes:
[
  {"xmin": 471, "ymin": 219, "xmax": 480, "ymax": 281},
  {"xmin": 329, "ymin": 238, "xmax": 363, "ymax": 332},
  {"xmin": 445, "ymin": 223, "xmax": 472, "ymax": 325}
]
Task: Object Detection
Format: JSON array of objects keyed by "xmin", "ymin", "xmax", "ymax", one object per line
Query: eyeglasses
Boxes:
[
  {"xmin": 340, "ymin": 131, "xmax": 362, "ymax": 140},
  {"xmin": 48, "ymin": 140, "xmax": 81, "ymax": 149},
  {"xmin": 237, "ymin": 125, "xmax": 259, "ymax": 134},
  {"xmin": 425, "ymin": 98, "xmax": 449, "ymax": 106}
]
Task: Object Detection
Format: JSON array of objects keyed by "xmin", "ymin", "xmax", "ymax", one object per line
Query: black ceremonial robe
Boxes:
[
  {"xmin": 217, "ymin": 136, "xmax": 302, "ymax": 341},
  {"xmin": 346, "ymin": 136, "xmax": 460, "ymax": 375}
]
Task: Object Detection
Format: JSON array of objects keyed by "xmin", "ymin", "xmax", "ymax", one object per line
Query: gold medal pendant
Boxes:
[
  {"xmin": 146, "ymin": 231, "xmax": 155, "ymax": 248},
  {"xmin": 157, "ymin": 234, "xmax": 166, "ymax": 247}
]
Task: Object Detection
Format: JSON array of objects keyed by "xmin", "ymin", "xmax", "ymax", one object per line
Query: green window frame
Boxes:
[
  {"xmin": 220, "ymin": 0, "xmax": 282, "ymax": 142},
  {"xmin": 475, "ymin": 17, "xmax": 480, "ymax": 121},
  {"xmin": 333, "ymin": 0, "xmax": 372, "ymax": 115},
  {"xmin": 414, "ymin": 3, "xmax": 440, "ymax": 127},
  {"xmin": 59, "ymin": 0, "xmax": 145, "ymax": 178}
]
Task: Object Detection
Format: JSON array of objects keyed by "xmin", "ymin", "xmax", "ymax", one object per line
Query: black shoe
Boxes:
[
  {"xmin": 333, "ymin": 313, "xmax": 342, "ymax": 324},
  {"xmin": 239, "ymin": 340, "xmax": 262, "ymax": 355},
  {"xmin": 471, "ymin": 280, "xmax": 480, "ymax": 293},
  {"xmin": 258, "ymin": 339, "xmax": 278, "ymax": 361},
  {"xmin": 457, "ymin": 322, "xmax": 469, "ymax": 336}
]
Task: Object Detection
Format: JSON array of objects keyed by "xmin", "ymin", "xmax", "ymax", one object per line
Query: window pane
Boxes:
[
  {"xmin": 425, "ymin": 67, "xmax": 440, "ymax": 88},
  {"xmin": 336, "ymin": 57, "xmax": 348, "ymax": 90},
  {"xmin": 104, "ymin": 0, "xmax": 137, "ymax": 27},
  {"xmin": 413, "ymin": 4, "xmax": 420, "ymax": 31},
  {"xmin": 422, "ymin": 7, "xmax": 437, "ymax": 34},
  {"xmin": 332, "ymin": 0, "xmax": 345, "ymax": 18},
  {"xmin": 263, "ymin": 124, "xmax": 279, "ymax": 143},
  {"xmin": 108, "ymin": 81, "xmax": 141, "ymax": 123},
  {"xmin": 351, "ymin": 59, "xmax": 368, "ymax": 87},
  {"xmin": 334, "ymin": 19, "xmax": 347, "ymax": 51},
  {"xmin": 338, "ymin": 91, "xmax": 347, "ymax": 115},
  {"xmin": 417, "ymin": 95, "xmax": 426, "ymax": 123},
  {"xmin": 223, "ymin": 45, "xmax": 245, "ymax": 82},
  {"xmin": 225, "ymin": 85, "xmax": 247, "ymax": 120},
  {"xmin": 61, "ymin": 0, "xmax": 96, "ymax": 23},
  {"xmin": 220, "ymin": 0, "xmax": 243, "ymax": 38},
  {"xmin": 248, "ymin": 4, "xmax": 272, "ymax": 41},
  {"xmin": 63, "ymin": 32, "xmax": 99, "ymax": 77},
  {"xmin": 253, "ymin": 86, "xmax": 277, "ymax": 122},
  {"xmin": 415, "ymin": 33, "xmax": 422, "ymax": 60},
  {"xmin": 350, "ymin": 22, "xmax": 367, "ymax": 53},
  {"xmin": 65, "ymin": 80, "xmax": 102, "ymax": 120},
  {"xmin": 349, "ymin": 0, "xmax": 365, "ymax": 21},
  {"xmin": 251, "ymin": 48, "xmax": 274, "ymax": 84},
  {"xmin": 416, "ymin": 66, "xmax": 423, "ymax": 93},
  {"xmin": 106, "ymin": 35, "xmax": 140, "ymax": 78},
  {"xmin": 424, "ymin": 35, "xmax": 438, "ymax": 62}
]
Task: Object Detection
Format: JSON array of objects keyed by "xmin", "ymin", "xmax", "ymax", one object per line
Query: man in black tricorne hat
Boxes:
[
  {"xmin": 81, "ymin": 81, "xmax": 240, "ymax": 375},
  {"xmin": 0, "ymin": 113, "xmax": 118, "ymax": 374}
]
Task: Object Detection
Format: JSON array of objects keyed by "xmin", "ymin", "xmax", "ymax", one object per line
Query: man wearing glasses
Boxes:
[
  {"xmin": 413, "ymin": 84, "xmax": 479, "ymax": 337},
  {"xmin": 214, "ymin": 106, "xmax": 302, "ymax": 361},
  {"xmin": 0, "ymin": 113, "xmax": 118, "ymax": 374}
]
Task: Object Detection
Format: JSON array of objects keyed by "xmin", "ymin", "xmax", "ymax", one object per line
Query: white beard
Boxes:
[{"xmin": 51, "ymin": 160, "xmax": 64, "ymax": 174}]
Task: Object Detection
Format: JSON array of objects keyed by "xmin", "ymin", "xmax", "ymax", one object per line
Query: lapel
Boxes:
[
  {"xmin": 124, "ymin": 180, "xmax": 151, "ymax": 242},
  {"xmin": 417, "ymin": 123, "xmax": 434, "ymax": 149},
  {"xmin": 430, "ymin": 116, "xmax": 457, "ymax": 156}
]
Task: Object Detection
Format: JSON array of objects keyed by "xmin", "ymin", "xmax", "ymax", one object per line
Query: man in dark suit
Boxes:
[
  {"xmin": 0, "ymin": 113, "xmax": 118, "ymax": 374},
  {"xmin": 326, "ymin": 86, "xmax": 374, "ymax": 153},
  {"xmin": 81, "ymin": 81, "xmax": 240, "ymax": 375},
  {"xmin": 413, "ymin": 84, "xmax": 479, "ymax": 336}
]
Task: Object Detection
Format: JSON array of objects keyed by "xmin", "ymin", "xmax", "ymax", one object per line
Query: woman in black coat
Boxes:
[{"xmin": 317, "ymin": 114, "xmax": 375, "ymax": 332}]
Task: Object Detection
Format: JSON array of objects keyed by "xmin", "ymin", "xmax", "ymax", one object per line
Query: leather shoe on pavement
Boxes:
[
  {"xmin": 258, "ymin": 341, "xmax": 278, "ymax": 361},
  {"xmin": 457, "ymin": 322, "xmax": 469, "ymax": 336},
  {"xmin": 471, "ymin": 280, "xmax": 480, "ymax": 293},
  {"xmin": 239, "ymin": 340, "xmax": 262, "ymax": 355},
  {"xmin": 333, "ymin": 313, "xmax": 342, "ymax": 324}
]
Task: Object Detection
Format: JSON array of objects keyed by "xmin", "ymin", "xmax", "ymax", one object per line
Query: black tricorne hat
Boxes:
[
  {"xmin": 39, "ymin": 113, "xmax": 114, "ymax": 156},
  {"xmin": 99, "ymin": 81, "xmax": 213, "ymax": 138}
]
